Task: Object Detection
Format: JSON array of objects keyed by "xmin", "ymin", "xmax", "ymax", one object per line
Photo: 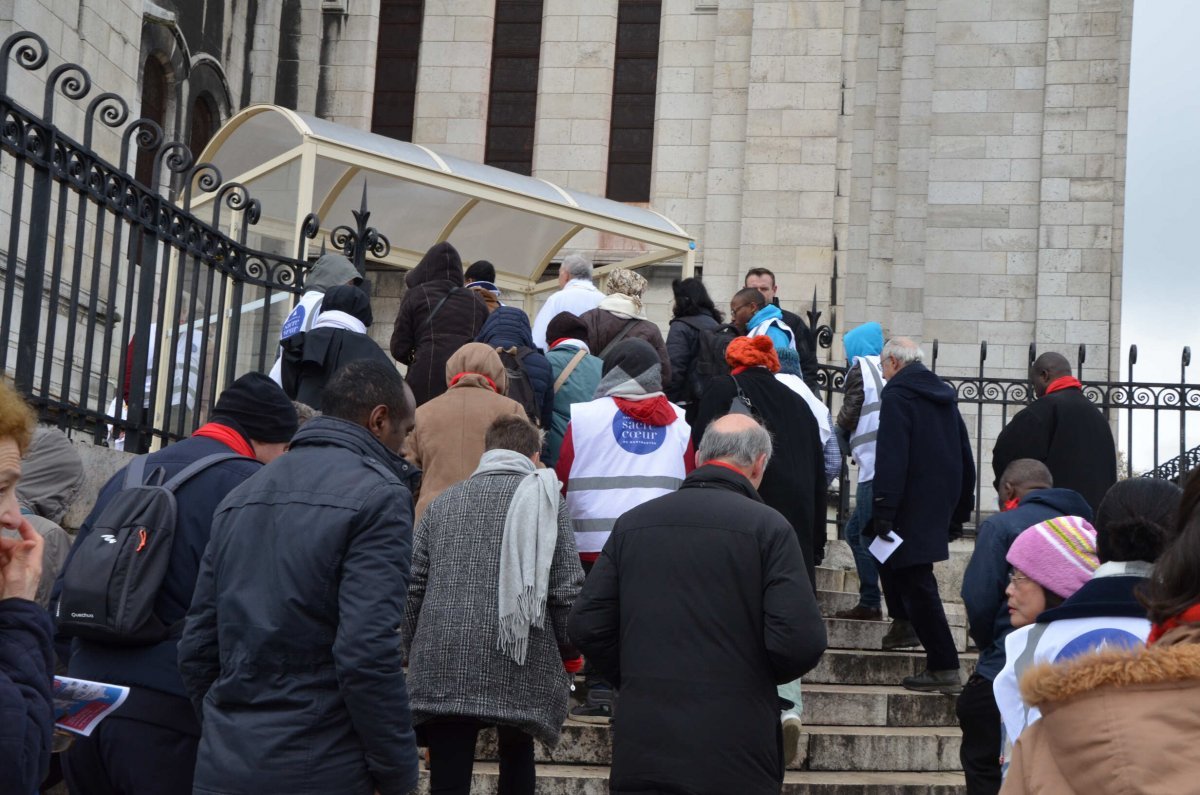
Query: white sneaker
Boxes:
[{"xmin": 781, "ymin": 713, "xmax": 803, "ymax": 767}]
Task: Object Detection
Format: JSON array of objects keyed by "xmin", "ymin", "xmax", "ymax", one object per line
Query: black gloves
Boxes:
[{"xmin": 863, "ymin": 517, "xmax": 895, "ymax": 542}]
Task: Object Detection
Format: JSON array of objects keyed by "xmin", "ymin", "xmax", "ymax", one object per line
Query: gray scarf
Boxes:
[{"xmin": 471, "ymin": 448, "xmax": 561, "ymax": 665}]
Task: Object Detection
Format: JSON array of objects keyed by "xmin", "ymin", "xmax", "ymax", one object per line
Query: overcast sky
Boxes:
[{"xmin": 1121, "ymin": 0, "xmax": 1200, "ymax": 471}]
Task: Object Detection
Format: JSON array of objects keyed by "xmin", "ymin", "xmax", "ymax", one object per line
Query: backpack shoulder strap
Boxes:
[
  {"xmin": 162, "ymin": 452, "xmax": 255, "ymax": 492},
  {"xmin": 427, "ymin": 286, "xmax": 461, "ymax": 327},
  {"xmin": 599, "ymin": 318, "xmax": 640, "ymax": 358},
  {"xmin": 123, "ymin": 455, "xmax": 151, "ymax": 488},
  {"xmin": 553, "ymin": 349, "xmax": 588, "ymax": 393}
]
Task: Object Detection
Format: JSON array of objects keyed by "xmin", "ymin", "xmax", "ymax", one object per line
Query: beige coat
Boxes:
[
  {"xmin": 1002, "ymin": 623, "xmax": 1200, "ymax": 795},
  {"xmin": 407, "ymin": 342, "xmax": 525, "ymax": 519}
]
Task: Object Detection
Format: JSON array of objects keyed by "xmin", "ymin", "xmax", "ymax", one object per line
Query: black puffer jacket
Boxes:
[
  {"xmin": 179, "ymin": 417, "xmax": 421, "ymax": 795},
  {"xmin": 569, "ymin": 465, "xmax": 826, "ymax": 795},
  {"xmin": 390, "ymin": 242, "xmax": 489, "ymax": 406},
  {"xmin": 0, "ymin": 599, "xmax": 54, "ymax": 795}
]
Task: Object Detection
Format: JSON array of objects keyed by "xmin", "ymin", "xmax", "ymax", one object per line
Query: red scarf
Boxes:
[
  {"xmin": 1148, "ymin": 603, "xmax": 1200, "ymax": 645},
  {"xmin": 614, "ymin": 396, "xmax": 677, "ymax": 426},
  {"xmin": 1044, "ymin": 376, "xmax": 1082, "ymax": 395},
  {"xmin": 192, "ymin": 422, "xmax": 256, "ymax": 458},
  {"xmin": 702, "ymin": 460, "xmax": 748, "ymax": 478},
  {"xmin": 449, "ymin": 371, "xmax": 499, "ymax": 393}
]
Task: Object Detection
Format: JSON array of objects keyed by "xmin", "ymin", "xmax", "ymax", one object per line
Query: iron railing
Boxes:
[{"xmin": 0, "ymin": 30, "xmax": 316, "ymax": 450}]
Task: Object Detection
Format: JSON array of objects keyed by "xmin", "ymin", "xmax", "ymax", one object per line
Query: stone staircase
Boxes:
[{"xmin": 417, "ymin": 562, "xmax": 973, "ymax": 794}]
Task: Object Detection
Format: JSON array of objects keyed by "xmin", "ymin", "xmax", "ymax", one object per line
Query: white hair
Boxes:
[
  {"xmin": 882, "ymin": 337, "xmax": 924, "ymax": 366},
  {"xmin": 561, "ymin": 253, "xmax": 593, "ymax": 281},
  {"xmin": 698, "ymin": 420, "xmax": 773, "ymax": 470}
]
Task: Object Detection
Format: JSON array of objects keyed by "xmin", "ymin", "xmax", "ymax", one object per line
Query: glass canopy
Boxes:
[{"xmin": 195, "ymin": 105, "xmax": 695, "ymax": 302}]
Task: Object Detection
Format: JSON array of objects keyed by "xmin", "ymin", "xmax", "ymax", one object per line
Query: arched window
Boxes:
[
  {"xmin": 372, "ymin": 0, "xmax": 425, "ymax": 141},
  {"xmin": 484, "ymin": 0, "xmax": 544, "ymax": 175},
  {"xmin": 189, "ymin": 93, "xmax": 218, "ymax": 158},
  {"xmin": 606, "ymin": 0, "xmax": 661, "ymax": 202},
  {"xmin": 136, "ymin": 55, "xmax": 169, "ymax": 188}
]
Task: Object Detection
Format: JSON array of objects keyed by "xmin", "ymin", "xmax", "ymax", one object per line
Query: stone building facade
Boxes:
[{"xmin": 4, "ymin": 0, "xmax": 1132, "ymax": 384}]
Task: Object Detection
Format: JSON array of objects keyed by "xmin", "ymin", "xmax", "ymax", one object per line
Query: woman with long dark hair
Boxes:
[
  {"xmin": 1000, "ymin": 472, "xmax": 1200, "ymax": 794},
  {"xmin": 665, "ymin": 277, "xmax": 729, "ymax": 411}
]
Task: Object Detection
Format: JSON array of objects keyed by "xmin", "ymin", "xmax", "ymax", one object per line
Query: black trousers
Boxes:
[
  {"xmin": 62, "ymin": 716, "xmax": 197, "ymax": 795},
  {"xmin": 878, "ymin": 560, "xmax": 959, "ymax": 671},
  {"xmin": 956, "ymin": 674, "xmax": 1002, "ymax": 795},
  {"xmin": 423, "ymin": 718, "xmax": 535, "ymax": 795}
]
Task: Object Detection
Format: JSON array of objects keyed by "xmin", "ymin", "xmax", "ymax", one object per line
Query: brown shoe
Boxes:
[{"xmin": 835, "ymin": 605, "xmax": 883, "ymax": 621}]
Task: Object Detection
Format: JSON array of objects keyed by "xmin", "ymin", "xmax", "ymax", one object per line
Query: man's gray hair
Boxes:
[
  {"xmin": 697, "ymin": 420, "xmax": 773, "ymax": 470},
  {"xmin": 561, "ymin": 253, "xmax": 593, "ymax": 281},
  {"xmin": 882, "ymin": 337, "xmax": 924, "ymax": 366}
]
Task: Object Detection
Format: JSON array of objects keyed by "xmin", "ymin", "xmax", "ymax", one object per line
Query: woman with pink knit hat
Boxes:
[{"xmin": 992, "ymin": 515, "xmax": 1102, "ymax": 776}]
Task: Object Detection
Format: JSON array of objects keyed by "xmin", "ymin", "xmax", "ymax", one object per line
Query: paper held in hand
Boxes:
[
  {"xmin": 869, "ymin": 531, "xmax": 904, "ymax": 564},
  {"xmin": 54, "ymin": 676, "xmax": 130, "ymax": 736}
]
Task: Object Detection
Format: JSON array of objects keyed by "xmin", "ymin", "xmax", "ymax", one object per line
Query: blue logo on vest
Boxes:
[
  {"xmin": 1055, "ymin": 628, "xmax": 1143, "ymax": 662},
  {"xmin": 280, "ymin": 305, "xmax": 306, "ymax": 338},
  {"xmin": 611, "ymin": 411, "xmax": 666, "ymax": 455}
]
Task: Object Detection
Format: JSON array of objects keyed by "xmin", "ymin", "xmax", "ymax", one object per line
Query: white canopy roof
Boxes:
[{"xmin": 196, "ymin": 105, "xmax": 695, "ymax": 299}]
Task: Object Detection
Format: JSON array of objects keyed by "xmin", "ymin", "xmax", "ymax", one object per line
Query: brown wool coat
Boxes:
[
  {"xmin": 406, "ymin": 343, "xmax": 526, "ymax": 520},
  {"xmin": 1001, "ymin": 623, "xmax": 1200, "ymax": 795},
  {"xmin": 579, "ymin": 307, "xmax": 671, "ymax": 383}
]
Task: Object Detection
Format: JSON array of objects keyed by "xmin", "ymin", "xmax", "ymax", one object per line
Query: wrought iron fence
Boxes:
[
  {"xmin": 815, "ymin": 339, "xmax": 1198, "ymax": 535},
  {"xmin": 0, "ymin": 31, "xmax": 315, "ymax": 451}
]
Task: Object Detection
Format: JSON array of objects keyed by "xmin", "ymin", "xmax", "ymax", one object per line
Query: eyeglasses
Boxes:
[
  {"xmin": 730, "ymin": 303, "xmax": 752, "ymax": 315},
  {"xmin": 1008, "ymin": 572, "xmax": 1032, "ymax": 586}
]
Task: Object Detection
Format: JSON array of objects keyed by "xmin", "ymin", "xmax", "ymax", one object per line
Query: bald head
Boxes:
[
  {"xmin": 699, "ymin": 413, "xmax": 773, "ymax": 488},
  {"xmin": 1031, "ymin": 352, "xmax": 1072, "ymax": 397},
  {"xmin": 999, "ymin": 458, "xmax": 1053, "ymax": 504}
]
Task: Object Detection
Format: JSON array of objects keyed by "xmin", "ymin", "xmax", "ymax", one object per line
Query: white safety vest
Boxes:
[
  {"xmin": 269, "ymin": 291, "xmax": 325, "ymax": 384},
  {"xmin": 748, "ymin": 317, "xmax": 796, "ymax": 349},
  {"xmin": 565, "ymin": 397, "xmax": 690, "ymax": 554},
  {"xmin": 849, "ymin": 355, "xmax": 885, "ymax": 484}
]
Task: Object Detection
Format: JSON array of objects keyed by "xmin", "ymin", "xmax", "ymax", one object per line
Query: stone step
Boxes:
[
  {"xmin": 806, "ymin": 648, "xmax": 977, "ymax": 686},
  {"xmin": 818, "ymin": 538, "xmax": 977, "ymax": 606},
  {"xmin": 805, "ymin": 725, "xmax": 962, "ymax": 772},
  {"xmin": 824, "ymin": 617, "xmax": 969, "ymax": 653},
  {"xmin": 817, "ymin": 590, "xmax": 968, "ymax": 626},
  {"xmin": 474, "ymin": 688, "xmax": 958, "ymax": 768},
  {"xmin": 419, "ymin": 763, "xmax": 966, "ymax": 793}
]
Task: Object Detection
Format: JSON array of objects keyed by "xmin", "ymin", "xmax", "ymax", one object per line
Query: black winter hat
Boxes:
[
  {"xmin": 321, "ymin": 284, "xmax": 374, "ymax": 328},
  {"xmin": 546, "ymin": 312, "xmax": 589, "ymax": 345},
  {"xmin": 211, "ymin": 372, "xmax": 299, "ymax": 443}
]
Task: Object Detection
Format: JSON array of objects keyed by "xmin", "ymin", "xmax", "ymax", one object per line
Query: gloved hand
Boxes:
[
  {"xmin": 563, "ymin": 656, "xmax": 584, "ymax": 674},
  {"xmin": 873, "ymin": 518, "xmax": 896, "ymax": 543},
  {"xmin": 948, "ymin": 523, "xmax": 964, "ymax": 542}
]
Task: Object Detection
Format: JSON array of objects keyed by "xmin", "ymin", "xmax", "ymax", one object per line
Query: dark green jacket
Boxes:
[{"xmin": 544, "ymin": 342, "xmax": 603, "ymax": 467}]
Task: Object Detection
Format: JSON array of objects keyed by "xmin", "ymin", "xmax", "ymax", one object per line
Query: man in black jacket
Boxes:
[
  {"xmin": 991, "ymin": 352, "xmax": 1117, "ymax": 512},
  {"xmin": 58, "ymin": 373, "xmax": 298, "ymax": 795},
  {"xmin": 744, "ymin": 267, "xmax": 821, "ymax": 393},
  {"xmin": 569, "ymin": 413, "xmax": 827, "ymax": 795},
  {"xmin": 179, "ymin": 359, "xmax": 421, "ymax": 795},
  {"xmin": 872, "ymin": 338, "xmax": 975, "ymax": 695}
]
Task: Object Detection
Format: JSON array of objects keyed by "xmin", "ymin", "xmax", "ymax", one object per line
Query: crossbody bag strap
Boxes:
[
  {"xmin": 553, "ymin": 349, "xmax": 588, "ymax": 393},
  {"xmin": 599, "ymin": 318, "xmax": 640, "ymax": 358},
  {"xmin": 427, "ymin": 286, "xmax": 461, "ymax": 327}
]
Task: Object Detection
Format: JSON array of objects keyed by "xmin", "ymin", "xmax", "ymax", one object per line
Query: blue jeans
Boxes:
[{"xmin": 843, "ymin": 480, "xmax": 881, "ymax": 609}]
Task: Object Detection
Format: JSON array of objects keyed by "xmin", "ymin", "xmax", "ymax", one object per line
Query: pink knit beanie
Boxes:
[{"xmin": 1006, "ymin": 515, "xmax": 1099, "ymax": 598}]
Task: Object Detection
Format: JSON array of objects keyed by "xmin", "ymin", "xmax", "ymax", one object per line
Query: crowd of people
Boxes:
[{"xmin": 0, "ymin": 239, "xmax": 1196, "ymax": 795}]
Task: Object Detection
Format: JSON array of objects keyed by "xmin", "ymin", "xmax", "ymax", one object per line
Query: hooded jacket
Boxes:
[
  {"xmin": 280, "ymin": 285, "xmax": 394, "ymax": 410},
  {"xmin": 961, "ymin": 488, "xmax": 1095, "ymax": 680},
  {"xmin": 836, "ymin": 322, "xmax": 884, "ymax": 433},
  {"xmin": 406, "ymin": 343, "xmax": 526, "ymax": 520},
  {"xmin": 390, "ymin": 242, "xmax": 490, "ymax": 406},
  {"xmin": 178, "ymin": 417, "xmax": 421, "ymax": 795},
  {"xmin": 476, "ymin": 306, "xmax": 555, "ymax": 430},
  {"xmin": 270, "ymin": 254, "xmax": 363, "ymax": 383},
  {"xmin": 992, "ymin": 385, "xmax": 1118, "ymax": 513},
  {"xmin": 568, "ymin": 464, "xmax": 827, "ymax": 795},
  {"xmin": 1001, "ymin": 623, "xmax": 1200, "ymax": 795},
  {"xmin": 10, "ymin": 427, "xmax": 81, "ymax": 607},
  {"xmin": 873, "ymin": 361, "xmax": 976, "ymax": 568}
]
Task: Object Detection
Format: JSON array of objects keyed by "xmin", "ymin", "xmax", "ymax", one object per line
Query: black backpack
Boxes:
[
  {"xmin": 56, "ymin": 452, "xmax": 251, "ymax": 645},
  {"xmin": 677, "ymin": 317, "xmax": 739, "ymax": 402},
  {"xmin": 496, "ymin": 346, "xmax": 542, "ymax": 426}
]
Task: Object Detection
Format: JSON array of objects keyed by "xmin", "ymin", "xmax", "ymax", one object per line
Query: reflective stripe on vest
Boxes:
[
  {"xmin": 849, "ymin": 355, "xmax": 885, "ymax": 484},
  {"xmin": 565, "ymin": 397, "xmax": 689, "ymax": 554},
  {"xmin": 748, "ymin": 317, "xmax": 796, "ymax": 349}
]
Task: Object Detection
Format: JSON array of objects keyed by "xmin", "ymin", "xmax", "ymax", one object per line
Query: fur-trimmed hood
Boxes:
[{"xmin": 1002, "ymin": 624, "xmax": 1200, "ymax": 795}]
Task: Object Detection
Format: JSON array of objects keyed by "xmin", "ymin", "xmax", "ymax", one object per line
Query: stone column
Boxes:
[
  {"xmin": 314, "ymin": 1, "xmax": 382, "ymax": 129},
  {"xmin": 412, "ymin": 0, "xmax": 497, "ymax": 161}
]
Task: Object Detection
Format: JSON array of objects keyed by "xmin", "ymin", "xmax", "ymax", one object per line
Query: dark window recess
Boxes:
[
  {"xmin": 136, "ymin": 56, "xmax": 169, "ymax": 189},
  {"xmin": 189, "ymin": 93, "xmax": 217, "ymax": 158},
  {"xmin": 484, "ymin": 0, "xmax": 543, "ymax": 176},
  {"xmin": 372, "ymin": 0, "xmax": 425, "ymax": 142},
  {"xmin": 606, "ymin": 0, "xmax": 661, "ymax": 202}
]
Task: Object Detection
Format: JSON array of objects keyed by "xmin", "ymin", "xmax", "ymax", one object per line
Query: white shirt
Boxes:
[{"xmin": 531, "ymin": 279, "xmax": 604, "ymax": 351}]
